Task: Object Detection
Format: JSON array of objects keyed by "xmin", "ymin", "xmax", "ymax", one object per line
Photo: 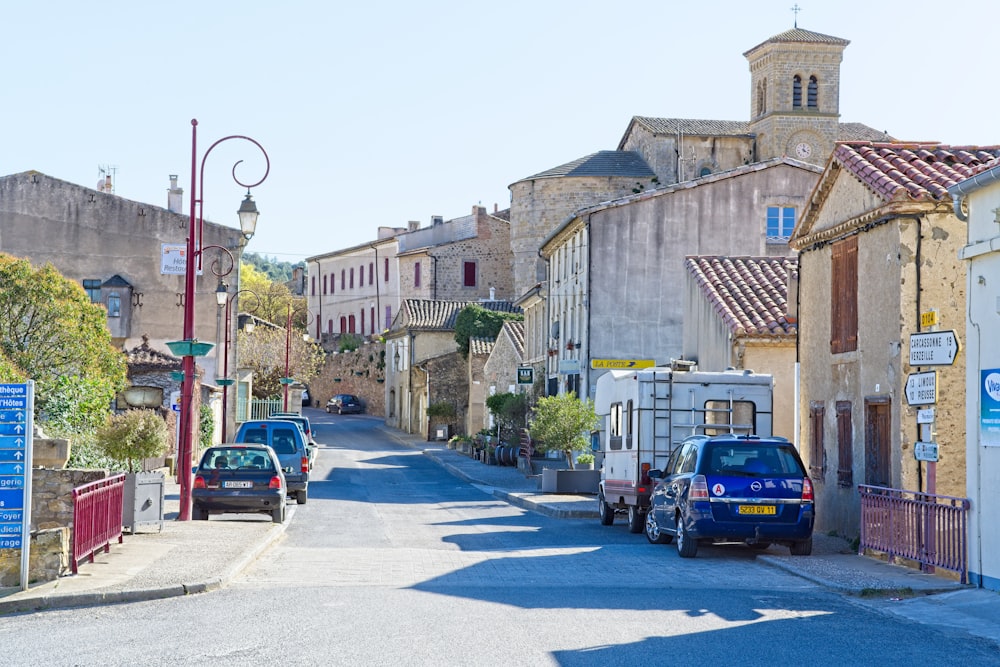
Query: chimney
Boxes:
[
  {"xmin": 408, "ymin": 220, "xmax": 420, "ymax": 232},
  {"xmin": 167, "ymin": 175, "xmax": 184, "ymax": 214},
  {"xmin": 431, "ymin": 215, "xmax": 443, "ymax": 226}
]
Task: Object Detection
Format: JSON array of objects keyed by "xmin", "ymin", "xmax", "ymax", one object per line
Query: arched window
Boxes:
[
  {"xmin": 348, "ymin": 314, "xmax": 356, "ymax": 333},
  {"xmin": 792, "ymin": 75, "xmax": 802, "ymax": 109},
  {"xmin": 389, "ymin": 389, "xmax": 396, "ymax": 417},
  {"xmin": 339, "ymin": 316, "xmax": 347, "ymax": 333},
  {"xmin": 808, "ymin": 75, "xmax": 818, "ymax": 109},
  {"xmin": 699, "ymin": 167, "xmax": 712, "ymax": 177}
]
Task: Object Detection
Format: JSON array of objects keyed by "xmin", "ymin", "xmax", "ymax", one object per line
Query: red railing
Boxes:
[
  {"xmin": 858, "ymin": 484, "xmax": 971, "ymax": 584},
  {"xmin": 71, "ymin": 473, "xmax": 126, "ymax": 574}
]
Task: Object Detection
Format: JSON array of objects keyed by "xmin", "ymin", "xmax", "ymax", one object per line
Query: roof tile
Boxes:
[{"xmin": 685, "ymin": 257, "xmax": 798, "ymax": 337}]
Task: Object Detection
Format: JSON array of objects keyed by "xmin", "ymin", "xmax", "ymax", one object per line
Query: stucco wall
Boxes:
[{"xmin": 620, "ymin": 126, "xmax": 754, "ymax": 185}]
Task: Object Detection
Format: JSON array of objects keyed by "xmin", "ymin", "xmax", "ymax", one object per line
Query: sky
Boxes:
[{"xmin": 4, "ymin": 1, "xmax": 999, "ymax": 264}]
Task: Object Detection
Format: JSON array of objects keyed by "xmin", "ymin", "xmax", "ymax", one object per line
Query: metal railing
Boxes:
[
  {"xmin": 71, "ymin": 473, "xmax": 126, "ymax": 574},
  {"xmin": 858, "ymin": 484, "xmax": 971, "ymax": 583}
]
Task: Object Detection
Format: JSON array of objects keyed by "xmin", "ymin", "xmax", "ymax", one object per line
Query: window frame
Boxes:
[{"xmin": 463, "ymin": 261, "xmax": 477, "ymax": 288}]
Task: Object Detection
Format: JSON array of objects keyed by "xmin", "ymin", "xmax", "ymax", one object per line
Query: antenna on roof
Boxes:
[{"xmin": 791, "ymin": 3, "xmax": 801, "ymax": 28}]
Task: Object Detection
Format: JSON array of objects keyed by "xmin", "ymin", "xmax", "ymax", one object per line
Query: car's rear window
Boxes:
[
  {"xmin": 241, "ymin": 428, "xmax": 268, "ymax": 445},
  {"xmin": 705, "ymin": 443, "xmax": 804, "ymax": 477},
  {"xmin": 270, "ymin": 428, "xmax": 299, "ymax": 454},
  {"xmin": 202, "ymin": 448, "xmax": 275, "ymax": 472}
]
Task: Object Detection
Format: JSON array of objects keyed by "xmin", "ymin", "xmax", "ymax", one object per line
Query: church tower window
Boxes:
[
  {"xmin": 792, "ymin": 75, "xmax": 802, "ymax": 109},
  {"xmin": 808, "ymin": 75, "xmax": 818, "ymax": 108},
  {"xmin": 756, "ymin": 80, "xmax": 767, "ymax": 116}
]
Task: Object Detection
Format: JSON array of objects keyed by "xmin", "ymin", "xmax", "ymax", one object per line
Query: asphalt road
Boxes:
[{"xmin": 3, "ymin": 412, "xmax": 999, "ymax": 666}]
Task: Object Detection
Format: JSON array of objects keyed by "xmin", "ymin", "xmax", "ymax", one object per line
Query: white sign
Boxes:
[
  {"xmin": 914, "ymin": 441, "xmax": 939, "ymax": 462},
  {"xmin": 909, "ymin": 330, "xmax": 960, "ymax": 366},
  {"xmin": 558, "ymin": 359, "xmax": 581, "ymax": 374},
  {"xmin": 905, "ymin": 371, "xmax": 937, "ymax": 406},
  {"xmin": 161, "ymin": 244, "xmax": 203, "ymax": 276},
  {"xmin": 917, "ymin": 408, "xmax": 935, "ymax": 424}
]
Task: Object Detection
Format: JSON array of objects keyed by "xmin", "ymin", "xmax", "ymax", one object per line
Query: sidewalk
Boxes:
[{"xmin": 2, "ymin": 426, "xmax": 998, "ymax": 652}]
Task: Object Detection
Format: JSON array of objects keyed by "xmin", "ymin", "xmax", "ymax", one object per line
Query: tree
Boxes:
[
  {"xmin": 0, "ymin": 254, "xmax": 127, "ymax": 432},
  {"xmin": 240, "ymin": 262, "xmax": 307, "ymax": 327},
  {"xmin": 238, "ymin": 325, "xmax": 325, "ymax": 398},
  {"xmin": 528, "ymin": 392, "xmax": 598, "ymax": 466},
  {"xmin": 454, "ymin": 304, "xmax": 523, "ymax": 357},
  {"xmin": 485, "ymin": 392, "xmax": 528, "ymax": 445},
  {"xmin": 95, "ymin": 409, "xmax": 170, "ymax": 473}
]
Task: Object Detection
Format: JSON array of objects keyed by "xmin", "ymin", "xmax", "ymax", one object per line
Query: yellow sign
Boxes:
[
  {"xmin": 921, "ymin": 310, "xmax": 938, "ymax": 328},
  {"xmin": 590, "ymin": 359, "xmax": 656, "ymax": 369}
]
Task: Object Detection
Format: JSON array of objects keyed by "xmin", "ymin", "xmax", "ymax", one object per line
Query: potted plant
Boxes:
[
  {"xmin": 575, "ymin": 453, "xmax": 595, "ymax": 470},
  {"xmin": 528, "ymin": 393, "xmax": 600, "ymax": 493},
  {"xmin": 426, "ymin": 401, "xmax": 457, "ymax": 441}
]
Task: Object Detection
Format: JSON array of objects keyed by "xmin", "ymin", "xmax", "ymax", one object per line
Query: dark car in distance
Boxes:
[
  {"xmin": 326, "ymin": 394, "xmax": 363, "ymax": 414},
  {"xmin": 192, "ymin": 444, "xmax": 287, "ymax": 523},
  {"xmin": 644, "ymin": 434, "xmax": 815, "ymax": 558}
]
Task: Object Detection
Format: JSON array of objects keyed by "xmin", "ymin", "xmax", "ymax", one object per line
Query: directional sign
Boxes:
[
  {"xmin": 0, "ymin": 383, "xmax": 31, "ymax": 556},
  {"xmin": 590, "ymin": 359, "xmax": 656, "ymax": 369},
  {"xmin": 909, "ymin": 330, "xmax": 960, "ymax": 366},
  {"xmin": 914, "ymin": 441, "xmax": 939, "ymax": 462},
  {"xmin": 905, "ymin": 371, "xmax": 937, "ymax": 406}
]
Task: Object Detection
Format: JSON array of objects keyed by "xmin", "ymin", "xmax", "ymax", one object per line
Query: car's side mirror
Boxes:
[{"xmin": 649, "ymin": 469, "xmax": 663, "ymax": 479}]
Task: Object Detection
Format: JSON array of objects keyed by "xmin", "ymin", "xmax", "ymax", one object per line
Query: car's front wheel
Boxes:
[
  {"xmin": 645, "ymin": 510, "xmax": 672, "ymax": 544},
  {"xmin": 676, "ymin": 516, "xmax": 698, "ymax": 558}
]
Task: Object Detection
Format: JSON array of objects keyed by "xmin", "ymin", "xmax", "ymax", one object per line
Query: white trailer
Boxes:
[{"xmin": 594, "ymin": 365, "xmax": 774, "ymax": 532}]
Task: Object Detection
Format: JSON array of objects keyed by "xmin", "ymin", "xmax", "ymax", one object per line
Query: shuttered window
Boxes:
[
  {"xmin": 463, "ymin": 261, "xmax": 477, "ymax": 287},
  {"xmin": 808, "ymin": 75, "xmax": 818, "ymax": 108},
  {"xmin": 830, "ymin": 236, "xmax": 858, "ymax": 353},
  {"xmin": 809, "ymin": 402, "xmax": 826, "ymax": 481},
  {"xmin": 793, "ymin": 75, "xmax": 802, "ymax": 109},
  {"xmin": 836, "ymin": 401, "xmax": 853, "ymax": 487}
]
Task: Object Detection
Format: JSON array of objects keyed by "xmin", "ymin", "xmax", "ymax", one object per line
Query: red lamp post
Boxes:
[
  {"xmin": 175, "ymin": 118, "xmax": 268, "ymax": 521},
  {"xmin": 215, "ymin": 282, "xmax": 259, "ymax": 442}
]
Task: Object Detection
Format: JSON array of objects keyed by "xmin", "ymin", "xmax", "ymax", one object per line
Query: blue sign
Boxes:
[
  {"xmin": 0, "ymin": 383, "xmax": 29, "ymax": 551},
  {"xmin": 981, "ymin": 369, "xmax": 1000, "ymax": 447}
]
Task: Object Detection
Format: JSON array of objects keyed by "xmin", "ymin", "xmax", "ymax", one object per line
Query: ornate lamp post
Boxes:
[
  {"xmin": 281, "ymin": 304, "xmax": 313, "ymax": 411},
  {"xmin": 172, "ymin": 119, "xmax": 268, "ymax": 521},
  {"xmin": 215, "ymin": 282, "xmax": 260, "ymax": 442}
]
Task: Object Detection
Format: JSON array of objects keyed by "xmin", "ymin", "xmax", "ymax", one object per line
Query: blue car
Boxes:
[{"xmin": 644, "ymin": 434, "xmax": 814, "ymax": 558}]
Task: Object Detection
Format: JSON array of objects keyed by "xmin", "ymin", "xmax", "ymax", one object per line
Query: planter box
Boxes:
[
  {"xmin": 122, "ymin": 471, "xmax": 165, "ymax": 534},
  {"xmin": 541, "ymin": 469, "xmax": 599, "ymax": 494}
]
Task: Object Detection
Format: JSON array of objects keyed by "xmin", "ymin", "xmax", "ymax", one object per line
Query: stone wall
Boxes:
[
  {"xmin": 0, "ymin": 527, "xmax": 69, "ymax": 587},
  {"xmin": 310, "ymin": 341, "xmax": 386, "ymax": 416}
]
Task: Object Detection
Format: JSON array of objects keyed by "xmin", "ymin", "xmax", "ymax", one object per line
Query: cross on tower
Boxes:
[{"xmin": 791, "ymin": 4, "xmax": 802, "ymax": 28}]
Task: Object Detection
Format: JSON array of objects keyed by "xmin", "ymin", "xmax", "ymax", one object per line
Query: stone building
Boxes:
[
  {"xmin": 0, "ymin": 171, "xmax": 249, "ymax": 407},
  {"xmin": 790, "ymin": 141, "xmax": 1000, "ymax": 537},
  {"xmin": 478, "ymin": 321, "xmax": 529, "ymax": 435},
  {"xmin": 385, "ymin": 299, "xmax": 519, "ymax": 438},
  {"xmin": 510, "ymin": 26, "xmax": 886, "ymax": 401},
  {"xmin": 682, "ymin": 256, "xmax": 798, "ymax": 439}
]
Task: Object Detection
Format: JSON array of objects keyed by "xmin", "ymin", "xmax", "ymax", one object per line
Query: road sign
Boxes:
[
  {"xmin": 590, "ymin": 359, "xmax": 656, "ymax": 369},
  {"xmin": 0, "ymin": 383, "xmax": 31, "ymax": 558},
  {"xmin": 917, "ymin": 408, "xmax": 935, "ymax": 424},
  {"xmin": 909, "ymin": 330, "xmax": 960, "ymax": 366},
  {"xmin": 905, "ymin": 371, "xmax": 937, "ymax": 406},
  {"xmin": 914, "ymin": 441, "xmax": 939, "ymax": 462},
  {"xmin": 920, "ymin": 310, "xmax": 938, "ymax": 328}
]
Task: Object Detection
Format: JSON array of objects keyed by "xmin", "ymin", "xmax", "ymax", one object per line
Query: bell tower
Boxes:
[{"xmin": 745, "ymin": 27, "xmax": 849, "ymax": 165}]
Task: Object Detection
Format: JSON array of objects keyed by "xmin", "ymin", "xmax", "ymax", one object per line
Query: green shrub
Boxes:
[{"xmin": 95, "ymin": 409, "xmax": 170, "ymax": 473}]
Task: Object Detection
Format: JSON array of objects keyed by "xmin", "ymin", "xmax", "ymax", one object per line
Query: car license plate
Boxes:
[
  {"xmin": 738, "ymin": 505, "xmax": 776, "ymax": 515},
  {"xmin": 223, "ymin": 481, "xmax": 253, "ymax": 489}
]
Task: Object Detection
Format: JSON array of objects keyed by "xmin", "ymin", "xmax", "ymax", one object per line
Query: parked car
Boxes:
[
  {"xmin": 234, "ymin": 420, "xmax": 311, "ymax": 504},
  {"xmin": 326, "ymin": 394, "xmax": 363, "ymax": 414},
  {"xmin": 644, "ymin": 434, "xmax": 815, "ymax": 558},
  {"xmin": 191, "ymin": 444, "xmax": 287, "ymax": 523},
  {"xmin": 269, "ymin": 412, "xmax": 318, "ymax": 467},
  {"xmin": 301, "ymin": 388, "xmax": 310, "ymax": 407}
]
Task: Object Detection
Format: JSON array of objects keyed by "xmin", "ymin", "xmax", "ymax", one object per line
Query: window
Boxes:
[
  {"xmin": 348, "ymin": 314, "xmax": 356, "ymax": 333},
  {"xmin": 626, "ymin": 399, "xmax": 634, "ymax": 449},
  {"xmin": 831, "ymin": 236, "xmax": 858, "ymax": 354},
  {"xmin": 359, "ymin": 264, "xmax": 364, "ymax": 287},
  {"xmin": 339, "ymin": 316, "xmax": 347, "ymax": 333},
  {"xmin": 792, "ymin": 75, "xmax": 802, "ymax": 109},
  {"xmin": 756, "ymin": 79, "xmax": 766, "ymax": 116},
  {"xmin": 340, "ymin": 269, "xmax": 345, "ymax": 291},
  {"xmin": 323, "ymin": 275, "xmax": 327, "ymax": 295},
  {"xmin": 809, "ymin": 402, "xmax": 826, "ymax": 481},
  {"xmin": 350, "ymin": 268, "xmax": 355, "ymax": 289},
  {"xmin": 385, "ymin": 306, "xmax": 392, "ymax": 330},
  {"xmin": 703, "ymin": 400, "xmax": 757, "ymax": 435},
  {"xmin": 360, "ymin": 309, "xmax": 365, "ymax": 334},
  {"xmin": 807, "ymin": 75, "xmax": 818, "ymax": 109},
  {"xmin": 699, "ymin": 167, "xmax": 712, "ymax": 177},
  {"xmin": 836, "ymin": 401, "xmax": 853, "ymax": 487},
  {"xmin": 414, "ymin": 261, "xmax": 421, "ymax": 287},
  {"xmin": 83, "ymin": 279, "xmax": 101, "ymax": 303},
  {"xmin": 107, "ymin": 292, "xmax": 121, "ymax": 317},
  {"xmin": 609, "ymin": 402, "xmax": 622, "ymax": 450},
  {"xmin": 463, "ymin": 261, "xmax": 476, "ymax": 287},
  {"xmin": 311, "ymin": 276, "xmax": 316, "ymax": 296},
  {"xmin": 767, "ymin": 206, "xmax": 796, "ymax": 241},
  {"xmin": 384, "ymin": 258, "xmax": 389, "ymax": 282},
  {"xmin": 370, "ymin": 307, "xmax": 375, "ymax": 334},
  {"xmin": 369, "ymin": 262, "xmax": 374, "ymax": 285}
]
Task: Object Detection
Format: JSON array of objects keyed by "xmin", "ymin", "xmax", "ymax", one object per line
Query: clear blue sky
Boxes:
[{"xmin": 4, "ymin": 1, "xmax": 997, "ymax": 263}]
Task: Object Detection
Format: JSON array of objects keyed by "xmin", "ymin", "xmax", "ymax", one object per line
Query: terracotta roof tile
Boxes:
[
  {"xmin": 502, "ymin": 320, "xmax": 526, "ymax": 358},
  {"xmin": 125, "ymin": 335, "xmax": 181, "ymax": 372},
  {"xmin": 686, "ymin": 257, "xmax": 797, "ymax": 337},
  {"xmin": 400, "ymin": 299, "xmax": 521, "ymax": 330},
  {"xmin": 835, "ymin": 142, "xmax": 1000, "ymax": 202},
  {"xmin": 470, "ymin": 336, "xmax": 494, "ymax": 357}
]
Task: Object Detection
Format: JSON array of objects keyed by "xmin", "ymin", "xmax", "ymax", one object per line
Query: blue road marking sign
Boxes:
[{"xmin": 0, "ymin": 383, "xmax": 30, "ymax": 553}]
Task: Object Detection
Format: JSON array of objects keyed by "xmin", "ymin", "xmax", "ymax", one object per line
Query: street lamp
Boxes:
[
  {"xmin": 175, "ymin": 118, "xmax": 269, "ymax": 521},
  {"xmin": 282, "ymin": 303, "xmax": 313, "ymax": 411},
  {"xmin": 216, "ymin": 281, "xmax": 260, "ymax": 442}
]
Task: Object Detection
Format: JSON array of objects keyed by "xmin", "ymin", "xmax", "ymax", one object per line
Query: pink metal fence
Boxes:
[
  {"xmin": 858, "ymin": 484, "xmax": 971, "ymax": 584},
  {"xmin": 71, "ymin": 473, "xmax": 126, "ymax": 574}
]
